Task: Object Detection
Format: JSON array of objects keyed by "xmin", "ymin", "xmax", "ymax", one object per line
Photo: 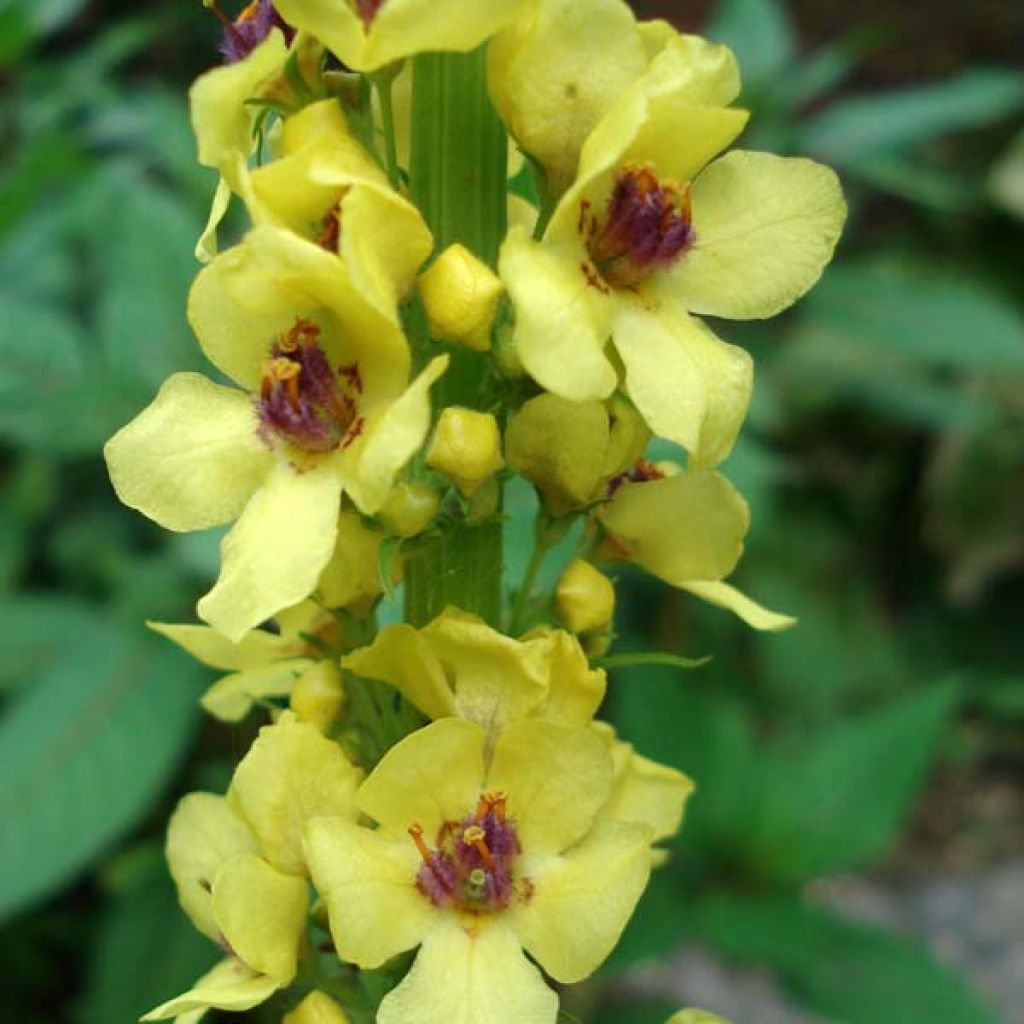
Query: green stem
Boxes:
[
  {"xmin": 374, "ymin": 72, "xmax": 401, "ymax": 189},
  {"xmin": 404, "ymin": 48, "xmax": 507, "ymax": 628},
  {"xmin": 509, "ymin": 526, "xmax": 553, "ymax": 634}
]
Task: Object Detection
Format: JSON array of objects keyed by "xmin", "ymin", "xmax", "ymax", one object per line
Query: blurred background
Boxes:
[{"xmin": 1, "ymin": 0, "xmax": 1022, "ymax": 1021}]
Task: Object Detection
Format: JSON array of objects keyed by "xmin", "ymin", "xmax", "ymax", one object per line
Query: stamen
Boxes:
[
  {"xmin": 462, "ymin": 825, "xmax": 495, "ymax": 869},
  {"xmin": 408, "ymin": 824, "xmax": 433, "ymax": 865}
]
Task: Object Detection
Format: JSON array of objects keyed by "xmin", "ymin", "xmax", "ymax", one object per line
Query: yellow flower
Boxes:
[
  {"xmin": 273, "ymin": 0, "xmax": 527, "ymax": 73},
  {"xmin": 105, "ymin": 222, "xmax": 446, "ymax": 642},
  {"xmin": 189, "ymin": 28, "xmax": 321, "ymax": 261},
  {"xmin": 490, "ymin": 3, "xmax": 735, "ymax": 196},
  {"xmin": 144, "ymin": 714, "xmax": 360, "ymax": 1021},
  {"xmin": 342, "ymin": 606, "xmax": 605, "ymax": 734},
  {"xmin": 419, "ymin": 243, "xmax": 504, "ymax": 351},
  {"xmin": 500, "ymin": 35, "xmax": 845, "ymax": 467},
  {"xmin": 505, "ymin": 393, "xmax": 648, "ymax": 515},
  {"xmin": 304, "ymin": 717, "xmax": 653, "ymax": 1024},
  {"xmin": 667, "ymin": 1012, "xmax": 730, "ymax": 1024},
  {"xmin": 597, "ymin": 461, "xmax": 795, "ymax": 631}
]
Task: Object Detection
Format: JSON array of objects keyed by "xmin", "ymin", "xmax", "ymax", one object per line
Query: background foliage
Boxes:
[{"xmin": 1, "ymin": 0, "xmax": 1021, "ymax": 1021}]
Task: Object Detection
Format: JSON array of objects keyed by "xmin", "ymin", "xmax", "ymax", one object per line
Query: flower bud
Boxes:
[
  {"xmin": 284, "ymin": 989, "xmax": 353, "ymax": 1024},
  {"xmin": 419, "ymin": 243, "xmax": 503, "ymax": 351},
  {"xmin": 426, "ymin": 407, "xmax": 504, "ymax": 497},
  {"xmin": 378, "ymin": 480, "xmax": 441, "ymax": 538},
  {"xmin": 290, "ymin": 661, "xmax": 345, "ymax": 732},
  {"xmin": 556, "ymin": 559, "xmax": 615, "ymax": 635}
]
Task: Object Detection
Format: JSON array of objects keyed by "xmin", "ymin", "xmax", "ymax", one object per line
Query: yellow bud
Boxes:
[
  {"xmin": 284, "ymin": 990, "xmax": 353, "ymax": 1024},
  {"xmin": 556, "ymin": 559, "xmax": 615, "ymax": 635},
  {"xmin": 289, "ymin": 661, "xmax": 345, "ymax": 732},
  {"xmin": 378, "ymin": 481, "xmax": 441, "ymax": 538},
  {"xmin": 666, "ymin": 1011, "xmax": 731, "ymax": 1024},
  {"xmin": 426, "ymin": 407, "xmax": 504, "ymax": 497},
  {"xmin": 419, "ymin": 243, "xmax": 503, "ymax": 351}
]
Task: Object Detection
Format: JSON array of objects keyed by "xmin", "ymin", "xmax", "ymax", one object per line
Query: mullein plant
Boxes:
[{"xmin": 104, "ymin": 1, "xmax": 845, "ymax": 1021}]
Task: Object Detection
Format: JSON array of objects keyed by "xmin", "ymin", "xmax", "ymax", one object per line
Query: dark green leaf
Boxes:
[
  {"xmin": 707, "ymin": 0, "xmax": 795, "ymax": 90},
  {"xmin": 692, "ymin": 891, "xmax": 998, "ymax": 1024},
  {"xmin": 0, "ymin": 626, "xmax": 202, "ymax": 922},
  {"xmin": 804, "ymin": 69, "xmax": 1024, "ymax": 161},
  {"xmin": 0, "ymin": 596, "xmax": 98, "ymax": 689}
]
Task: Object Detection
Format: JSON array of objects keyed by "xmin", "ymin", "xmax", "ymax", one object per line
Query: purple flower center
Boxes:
[
  {"xmin": 410, "ymin": 793, "xmax": 528, "ymax": 914},
  {"xmin": 582, "ymin": 165, "xmax": 696, "ymax": 288},
  {"xmin": 355, "ymin": 0, "xmax": 384, "ymax": 29},
  {"xmin": 606, "ymin": 458, "xmax": 666, "ymax": 498},
  {"xmin": 212, "ymin": 1, "xmax": 293, "ymax": 64},
  {"xmin": 257, "ymin": 319, "xmax": 363, "ymax": 455}
]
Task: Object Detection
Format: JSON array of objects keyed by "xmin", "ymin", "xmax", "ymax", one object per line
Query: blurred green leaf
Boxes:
[
  {"xmin": 14, "ymin": 0, "xmax": 89, "ymax": 34},
  {"xmin": 77, "ymin": 860, "xmax": 218, "ymax": 1024},
  {"xmin": 803, "ymin": 69, "xmax": 1024, "ymax": 161},
  {"xmin": 0, "ymin": 625, "xmax": 201, "ymax": 923},
  {"xmin": 692, "ymin": 891, "xmax": 998, "ymax": 1024},
  {"xmin": 707, "ymin": 0, "xmax": 795, "ymax": 90},
  {"xmin": 746, "ymin": 681, "xmax": 959, "ymax": 881},
  {"xmin": 593, "ymin": 997, "xmax": 679, "ymax": 1024},
  {"xmin": 990, "ymin": 129, "xmax": 1024, "ymax": 219},
  {"xmin": 605, "ymin": 865, "xmax": 692, "ymax": 972},
  {"xmin": 0, "ymin": 596, "xmax": 97, "ymax": 689},
  {"xmin": 803, "ymin": 259, "xmax": 1024, "ymax": 372}
]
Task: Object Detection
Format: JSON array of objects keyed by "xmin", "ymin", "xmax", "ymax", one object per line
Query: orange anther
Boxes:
[
  {"xmin": 462, "ymin": 825, "xmax": 494, "ymax": 869},
  {"xmin": 408, "ymin": 824, "xmax": 433, "ymax": 865}
]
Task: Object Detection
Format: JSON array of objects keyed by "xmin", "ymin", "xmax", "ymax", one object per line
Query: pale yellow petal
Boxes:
[
  {"xmin": 356, "ymin": 718, "xmax": 485, "ymax": 838},
  {"xmin": 512, "ymin": 819, "xmax": 652, "ymax": 982},
  {"xmin": 304, "ymin": 817, "xmax": 433, "ymax": 968},
  {"xmin": 315, "ymin": 509, "xmax": 387, "ymax": 611},
  {"xmin": 487, "ymin": 720, "xmax": 613, "ymax": 855},
  {"xmin": 104, "ymin": 373, "xmax": 270, "ymax": 533},
  {"xmin": 378, "ymin": 917, "xmax": 558, "ymax": 1024},
  {"xmin": 343, "ymin": 624, "xmax": 458, "ymax": 722},
  {"xmin": 212, "ymin": 853, "xmax": 308, "ymax": 981},
  {"xmin": 679, "ymin": 580, "xmax": 797, "ymax": 631},
  {"xmin": 165, "ymin": 793, "xmax": 259, "ymax": 942},
  {"xmin": 500, "ymin": 225, "xmax": 617, "ymax": 401},
  {"xmin": 142, "ymin": 958, "xmax": 280, "ymax": 1020},
  {"xmin": 598, "ymin": 470, "xmax": 750, "ymax": 585},
  {"xmin": 284, "ymin": 990, "xmax": 353, "ymax": 1024},
  {"xmin": 667, "ymin": 151, "xmax": 846, "ymax": 320},
  {"xmin": 198, "ymin": 460, "xmax": 342, "ymax": 643},
  {"xmin": 228, "ymin": 711, "xmax": 360, "ymax": 875},
  {"xmin": 531, "ymin": 628, "xmax": 607, "ymax": 726},
  {"xmin": 196, "ymin": 175, "xmax": 233, "ymax": 264},
  {"xmin": 487, "ymin": 0, "xmax": 647, "ymax": 193},
  {"xmin": 336, "ymin": 355, "xmax": 448, "ymax": 515},
  {"xmin": 200, "ymin": 660, "xmax": 311, "ymax": 723},
  {"xmin": 147, "ymin": 621, "xmax": 301, "ymax": 672},
  {"xmin": 612, "ymin": 300, "xmax": 752, "ymax": 467},
  {"xmin": 667, "ymin": 1012, "xmax": 731, "ymax": 1024}
]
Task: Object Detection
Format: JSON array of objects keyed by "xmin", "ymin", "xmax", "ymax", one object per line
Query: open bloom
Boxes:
[
  {"xmin": 274, "ymin": 0, "xmax": 527, "ymax": 72},
  {"xmin": 501, "ymin": 35, "xmax": 845, "ymax": 466},
  {"xmin": 343, "ymin": 606, "xmax": 606, "ymax": 734},
  {"xmin": 145, "ymin": 714, "xmax": 360, "ymax": 1021},
  {"xmin": 489, "ymin": 2, "xmax": 732, "ymax": 196},
  {"xmin": 304, "ymin": 718, "xmax": 653, "ymax": 1024},
  {"xmin": 597, "ymin": 460, "xmax": 794, "ymax": 630},
  {"xmin": 105, "ymin": 207, "xmax": 443, "ymax": 640}
]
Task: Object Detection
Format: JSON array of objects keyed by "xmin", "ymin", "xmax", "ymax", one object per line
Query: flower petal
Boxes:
[
  {"xmin": 336, "ymin": 355, "xmax": 448, "ymax": 515},
  {"xmin": 378, "ymin": 917, "xmax": 558, "ymax": 1024},
  {"xmin": 594, "ymin": 723, "xmax": 694, "ymax": 843},
  {"xmin": 303, "ymin": 817, "xmax": 433, "ymax": 968},
  {"xmin": 680, "ymin": 580, "xmax": 797, "ymax": 631},
  {"xmin": 104, "ymin": 373, "xmax": 269, "ymax": 533},
  {"xmin": 200, "ymin": 660, "xmax": 311, "ymax": 723},
  {"xmin": 613, "ymin": 300, "xmax": 752, "ymax": 467},
  {"xmin": 500, "ymin": 225, "xmax": 617, "ymax": 401},
  {"xmin": 357, "ymin": 718, "xmax": 485, "ymax": 838},
  {"xmin": 598, "ymin": 470, "xmax": 750, "ymax": 585},
  {"xmin": 165, "ymin": 793, "xmax": 259, "ymax": 942},
  {"xmin": 343, "ymin": 625, "xmax": 459, "ymax": 722},
  {"xmin": 197, "ymin": 460, "xmax": 342, "ymax": 642},
  {"xmin": 228, "ymin": 712, "xmax": 360, "ymax": 875},
  {"xmin": 487, "ymin": 0, "xmax": 647, "ymax": 193},
  {"xmin": 667, "ymin": 150, "xmax": 846, "ymax": 320},
  {"xmin": 141, "ymin": 958, "xmax": 280, "ymax": 1020},
  {"xmin": 487, "ymin": 720, "xmax": 613, "ymax": 855},
  {"xmin": 212, "ymin": 853, "xmax": 308, "ymax": 981},
  {"xmin": 512, "ymin": 819, "xmax": 652, "ymax": 982},
  {"xmin": 147, "ymin": 621, "xmax": 301, "ymax": 672},
  {"xmin": 284, "ymin": 990, "xmax": 354, "ymax": 1024}
]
